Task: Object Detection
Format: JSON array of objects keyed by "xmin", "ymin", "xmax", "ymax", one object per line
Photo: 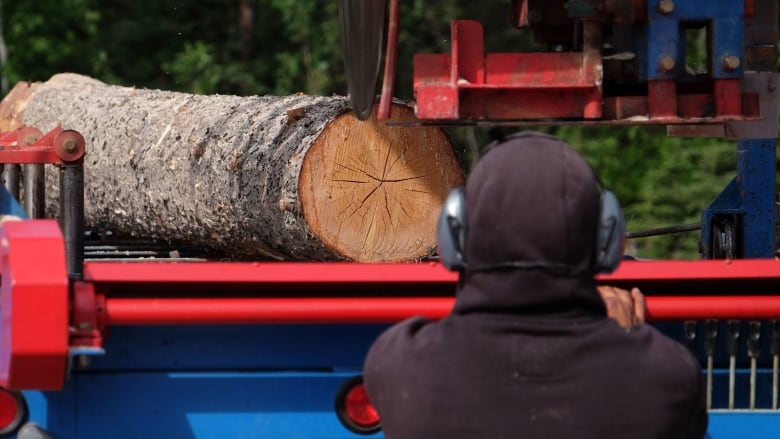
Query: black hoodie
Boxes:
[{"xmin": 364, "ymin": 133, "xmax": 708, "ymax": 438}]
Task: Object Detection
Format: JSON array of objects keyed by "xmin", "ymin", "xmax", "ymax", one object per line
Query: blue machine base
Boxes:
[
  {"xmin": 23, "ymin": 324, "xmax": 387, "ymax": 439},
  {"xmin": 25, "ymin": 371, "xmax": 376, "ymax": 439},
  {"xmin": 707, "ymin": 412, "xmax": 780, "ymax": 438},
  {"xmin": 16, "ymin": 323, "xmax": 780, "ymax": 438}
]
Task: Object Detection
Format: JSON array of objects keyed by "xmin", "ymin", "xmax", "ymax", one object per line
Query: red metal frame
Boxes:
[
  {"xmin": 0, "ymin": 126, "xmax": 85, "ymax": 164},
  {"xmin": 75, "ymin": 258, "xmax": 780, "ymax": 325},
  {"xmin": 83, "ymin": 259, "xmax": 780, "ymax": 326},
  {"xmin": 101, "ymin": 297, "xmax": 451, "ymax": 325},
  {"xmin": 82, "ymin": 260, "xmax": 456, "ymax": 285},
  {"xmin": 82, "ymin": 258, "xmax": 780, "ymax": 292},
  {"xmin": 99, "ymin": 296, "xmax": 780, "ymax": 325},
  {"xmin": 5, "ymin": 221, "xmax": 780, "ymax": 390},
  {"xmin": 412, "ymin": 20, "xmax": 603, "ymax": 120},
  {"xmin": 409, "ymin": 19, "xmax": 758, "ymax": 124},
  {"xmin": 0, "ymin": 221, "xmax": 69, "ymax": 390},
  {"xmin": 377, "ymin": 0, "xmax": 400, "ymax": 119}
]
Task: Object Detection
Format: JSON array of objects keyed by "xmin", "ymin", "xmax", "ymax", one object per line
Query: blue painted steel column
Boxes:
[
  {"xmin": 699, "ymin": 0, "xmax": 776, "ymax": 259},
  {"xmin": 737, "ymin": 138, "xmax": 777, "ymax": 258},
  {"xmin": 701, "ymin": 139, "xmax": 777, "ymax": 259}
]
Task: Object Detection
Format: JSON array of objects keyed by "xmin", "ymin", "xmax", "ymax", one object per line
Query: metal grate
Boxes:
[
  {"xmin": 670, "ymin": 320, "xmax": 780, "ymax": 411},
  {"xmin": 83, "ymin": 230, "xmax": 212, "ymax": 261}
]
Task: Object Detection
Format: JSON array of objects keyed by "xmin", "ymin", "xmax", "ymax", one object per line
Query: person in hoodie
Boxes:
[{"xmin": 363, "ymin": 132, "xmax": 708, "ymax": 439}]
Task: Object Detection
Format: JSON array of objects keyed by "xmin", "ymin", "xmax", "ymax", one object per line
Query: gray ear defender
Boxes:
[
  {"xmin": 594, "ymin": 189, "xmax": 626, "ymax": 274},
  {"xmin": 436, "ymin": 185, "xmax": 626, "ymax": 274},
  {"xmin": 436, "ymin": 188, "xmax": 467, "ymax": 272}
]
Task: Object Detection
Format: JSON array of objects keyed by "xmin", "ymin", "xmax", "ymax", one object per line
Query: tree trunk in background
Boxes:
[
  {"xmin": 0, "ymin": 73, "xmax": 464, "ymax": 262},
  {"xmin": 239, "ymin": 0, "xmax": 255, "ymax": 62}
]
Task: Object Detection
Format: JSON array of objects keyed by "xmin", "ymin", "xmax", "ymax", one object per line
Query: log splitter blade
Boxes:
[{"xmin": 338, "ymin": 0, "xmax": 387, "ymax": 120}]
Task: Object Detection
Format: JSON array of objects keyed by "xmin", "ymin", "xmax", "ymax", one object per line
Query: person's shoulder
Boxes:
[
  {"xmin": 365, "ymin": 317, "xmax": 435, "ymax": 364},
  {"xmin": 635, "ymin": 325, "xmax": 702, "ymax": 377},
  {"xmin": 363, "ymin": 316, "xmax": 438, "ymax": 398}
]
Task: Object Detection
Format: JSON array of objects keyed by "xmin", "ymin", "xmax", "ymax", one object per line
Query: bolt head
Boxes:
[
  {"xmin": 63, "ymin": 138, "xmax": 78, "ymax": 153},
  {"xmin": 659, "ymin": 56, "xmax": 676, "ymax": 72},
  {"xmin": 722, "ymin": 55, "xmax": 741, "ymax": 71},
  {"xmin": 658, "ymin": 0, "xmax": 674, "ymax": 14}
]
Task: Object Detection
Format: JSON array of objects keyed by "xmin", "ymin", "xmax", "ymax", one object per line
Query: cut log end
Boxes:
[
  {"xmin": 299, "ymin": 104, "xmax": 464, "ymax": 262},
  {"xmin": 0, "ymin": 81, "xmax": 37, "ymax": 132}
]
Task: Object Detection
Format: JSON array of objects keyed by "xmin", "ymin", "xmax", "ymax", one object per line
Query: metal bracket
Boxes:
[
  {"xmin": 667, "ymin": 72, "xmax": 779, "ymax": 139},
  {"xmin": 0, "ymin": 220, "xmax": 69, "ymax": 390}
]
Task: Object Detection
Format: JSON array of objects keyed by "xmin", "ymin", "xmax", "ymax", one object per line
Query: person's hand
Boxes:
[{"xmin": 597, "ymin": 285, "xmax": 645, "ymax": 329}]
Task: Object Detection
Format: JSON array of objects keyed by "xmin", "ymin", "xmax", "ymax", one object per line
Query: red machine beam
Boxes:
[
  {"xmin": 601, "ymin": 259, "xmax": 780, "ymax": 282},
  {"xmin": 83, "ymin": 259, "xmax": 780, "ymax": 294},
  {"xmin": 647, "ymin": 296, "xmax": 780, "ymax": 321},
  {"xmin": 101, "ymin": 296, "xmax": 780, "ymax": 325},
  {"xmin": 102, "ymin": 297, "xmax": 450, "ymax": 325},
  {"xmin": 86, "ymin": 259, "xmax": 780, "ymax": 326},
  {"xmin": 600, "ymin": 259, "xmax": 780, "ymax": 295},
  {"xmin": 83, "ymin": 261, "xmax": 457, "ymax": 285}
]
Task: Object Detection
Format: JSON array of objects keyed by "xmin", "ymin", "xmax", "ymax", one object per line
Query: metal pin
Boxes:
[
  {"xmin": 727, "ymin": 320, "xmax": 740, "ymax": 410},
  {"xmin": 23, "ymin": 164, "xmax": 45, "ymax": 218},
  {"xmin": 704, "ymin": 319, "xmax": 718, "ymax": 410},
  {"xmin": 747, "ymin": 322, "xmax": 761, "ymax": 410},
  {"xmin": 60, "ymin": 164, "xmax": 85, "ymax": 280},
  {"xmin": 772, "ymin": 320, "xmax": 780, "ymax": 410},
  {"xmin": 684, "ymin": 321, "xmax": 697, "ymax": 353}
]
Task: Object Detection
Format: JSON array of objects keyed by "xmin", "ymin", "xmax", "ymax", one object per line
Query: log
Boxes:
[{"xmin": 0, "ymin": 74, "xmax": 464, "ymax": 262}]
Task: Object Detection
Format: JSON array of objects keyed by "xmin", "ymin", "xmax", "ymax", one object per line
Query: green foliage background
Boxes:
[{"xmin": 1, "ymin": 0, "xmax": 773, "ymax": 259}]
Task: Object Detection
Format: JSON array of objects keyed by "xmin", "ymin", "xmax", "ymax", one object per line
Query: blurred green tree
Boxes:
[{"xmin": 0, "ymin": 0, "xmax": 773, "ymax": 260}]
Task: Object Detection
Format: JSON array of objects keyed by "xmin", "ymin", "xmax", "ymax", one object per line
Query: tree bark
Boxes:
[{"xmin": 0, "ymin": 73, "xmax": 464, "ymax": 262}]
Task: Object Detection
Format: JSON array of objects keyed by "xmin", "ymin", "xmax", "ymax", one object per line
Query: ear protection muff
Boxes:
[
  {"xmin": 436, "ymin": 132, "xmax": 626, "ymax": 274},
  {"xmin": 594, "ymin": 187, "xmax": 625, "ymax": 273},
  {"xmin": 436, "ymin": 188, "xmax": 467, "ymax": 272},
  {"xmin": 437, "ymin": 186, "xmax": 625, "ymax": 274}
]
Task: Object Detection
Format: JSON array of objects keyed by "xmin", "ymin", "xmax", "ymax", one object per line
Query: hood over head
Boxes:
[{"xmin": 454, "ymin": 132, "xmax": 607, "ymax": 317}]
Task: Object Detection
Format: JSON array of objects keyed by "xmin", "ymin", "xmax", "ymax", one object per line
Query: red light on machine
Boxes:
[
  {"xmin": 335, "ymin": 376, "xmax": 381, "ymax": 435},
  {"xmin": 0, "ymin": 388, "xmax": 26, "ymax": 436}
]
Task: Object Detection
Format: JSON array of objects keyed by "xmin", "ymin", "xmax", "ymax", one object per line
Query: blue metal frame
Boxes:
[
  {"xmin": 16, "ymin": 323, "xmax": 780, "ymax": 438},
  {"xmin": 707, "ymin": 412, "xmax": 780, "ymax": 438},
  {"xmin": 645, "ymin": 0, "xmax": 744, "ymax": 80},
  {"xmin": 701, "ymin": 138, "xmax": 778, "ymax": 258},
  {"xmin": 19, "ymin": 324, "xmax": 387, "ymax": 439},
  {"xmin": 700, "ymin": 0, "xmax": 778, "ymax": 259},
  {"xmin": 25, "ymin": 372, "xmax": 377, "ymax": 439},
  {"xmin": 734, "ymin": 139, "xmax": 777, "ymax": 257}
]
